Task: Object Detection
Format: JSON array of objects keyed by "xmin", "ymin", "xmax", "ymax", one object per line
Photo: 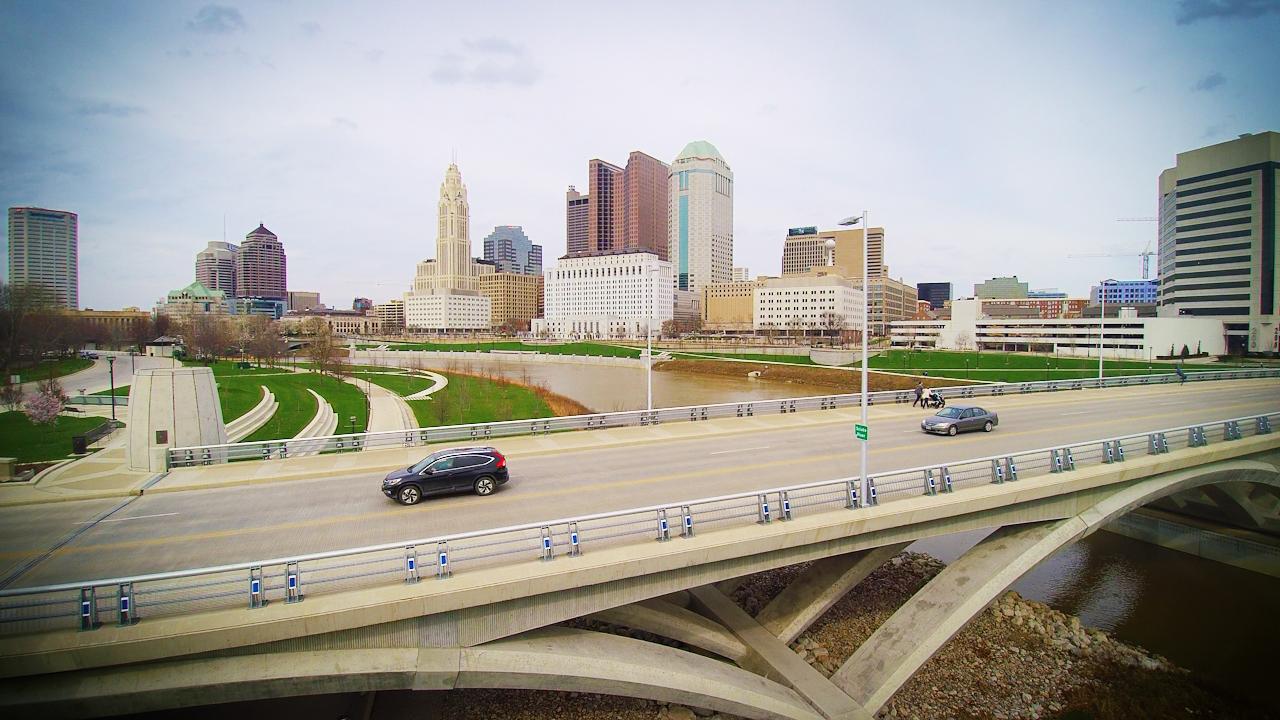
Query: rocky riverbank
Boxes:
[{"xmin": 341, "ymin": 552, "xmax": 1270, "ymax": 719}]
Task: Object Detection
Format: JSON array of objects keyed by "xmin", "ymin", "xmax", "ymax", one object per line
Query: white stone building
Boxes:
[
  {"xmin": 890, "ymin": 298, "xmax": 1226, "ymax": 359},
  {"xmin": 754, "ymin": 274, "xmax": 864, "ymax": 335},
  {"xmin": 403, "ymin": 163, "xmax": 491, "ymax": 330},
  {"xmin": 668, "ymin": 141, "xmax": 733, "ymax": 294},
  {"xmin": 533, "ymin": 251, "xmax": 673, "ymax": 339}
]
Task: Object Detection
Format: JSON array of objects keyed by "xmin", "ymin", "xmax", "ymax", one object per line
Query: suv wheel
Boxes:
[
  {"xmin": 398, "ymin": 485, "xmax": 422, "ymax": 505},
  {"xmin": 474, "ymin": 475, "xmax": 496, "ymax": 496},
  {"xmin": 984, "ymin": 421, "xmax": 993, "ymax": 432}
]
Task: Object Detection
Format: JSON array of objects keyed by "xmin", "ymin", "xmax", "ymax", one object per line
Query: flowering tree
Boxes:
[{"xmin": 23, "ymin": 377, "xmax": 67, "ymax": 425}]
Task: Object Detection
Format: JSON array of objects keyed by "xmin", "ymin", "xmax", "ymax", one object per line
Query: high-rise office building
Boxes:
[
  {"xmin": 781, "ymin": 226, "xmax": 884, "ymax": 278},
  {"xmin": 7, "ymin": 207, "xmax": 78, "ymax": 308},
  {"xmin": 483, "ymin": 225, "xmax": 543, "ymax": 275},
  {"xmin": 588, "ymin": 159, "xmax": 623, "ymax": 255},
  {"xmin": 235, "ymin": 224, "xmax": 287, "ymax": 300},
  {"xmin": 622, "ymin": 151, "xmax": 670, "ymax": 260},
  {"xmin": 1092, "ymin": 279, "xmax": 1157, "ymax": 305},
  {"xmin": 196, "ymin": 241, "xmax": 238, "ymax": 298},
  {"xmin": 566, "ymin": 186, "xmax": 589, "ymax": 256},
  {"xmin": 916, "ymin": 282, "xmax": 952, "ymax": 310},
  {"xmin": 288, "ymin": 291, "xmax": 321, "ymax": 311},
  {"xmin": 732, "ymin": 267, "xmax": 750, "ymax": 282},
  {"xmin": 405, "ymin": 163, "xmax": 491, "ymax": 331},
  {"xmin": 1158, "ymin": 131, "xmax": 1278, "ymax": 353},
  {"xmin": 668, "ymin": 140, "xmax": 733, "ymax": 293}
]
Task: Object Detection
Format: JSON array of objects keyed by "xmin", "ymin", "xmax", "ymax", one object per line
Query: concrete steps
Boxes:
[
  {"xmin": 226, "ymin": 386, "xmax": 279, "ymax": 442},
  {"xmin": 287, "ymin": 390, "xmax": 338, "ymax": 457}
]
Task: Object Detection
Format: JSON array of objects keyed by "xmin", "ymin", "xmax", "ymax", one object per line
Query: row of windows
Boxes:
[
  {"xmin": 1176, "ymin": 191, "xmax": 1251, "ymax": 210},
  {"xmin": 1175, "ymin": 204, "xmax": 1252, "ymax": 222},
  {"xmin": 1177, "ymin": 216, "xmax": 1251, "ymax": 233},
  {"xmin": 1175, "ymin": 229, "xmax": 1250, "ymax": 245},
  {"xmin": 1176, "ymin": 177, "xmax": 1251, "ymax": 197},
  {"xmin": 1178, "ymin": 241, "xmax": 1252, "ymax": 256}
]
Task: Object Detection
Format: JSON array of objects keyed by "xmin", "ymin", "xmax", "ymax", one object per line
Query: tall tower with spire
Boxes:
[{"xmin": 414, "ymin": 163, "xmax": 481, "ymax": 293}]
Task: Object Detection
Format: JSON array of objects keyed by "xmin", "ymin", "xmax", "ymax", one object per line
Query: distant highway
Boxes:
[{"xmin": 1, "ymin": 378, "xmax": 1276, "ymax": 588}]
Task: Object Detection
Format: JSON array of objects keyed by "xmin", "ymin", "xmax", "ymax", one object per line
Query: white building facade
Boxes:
[
  {"xmin": 754, "ymin": 275, "xmax": 864, "ymax": 334},
  {"xmin": 890, "ymin": 299, "xmax": 1225, "ymax": 359},
  {"xmin": 668, "ymin": 140, "xmax": 733, "ymax": 295},
  {"xmin": 405, "ymin": 293, "xmax": 491, "ymax": 331},
  {"xmin": 534, "ymin": 251, "xmax": 673, "ymax": 339}
]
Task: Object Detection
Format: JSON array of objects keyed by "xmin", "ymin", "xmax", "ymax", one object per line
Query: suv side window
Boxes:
[
  {"xmin": 428, "ymin": 457, "xmax": 455, "ymax": 472},
  {"xmin": 456, "ymin": 455, "xmax": 491, "ymax": 469}
]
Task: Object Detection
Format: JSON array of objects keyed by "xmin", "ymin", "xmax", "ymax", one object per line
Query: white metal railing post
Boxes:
[
  {"xmin": 568, "ymin": 522, "xmax": 581, "ymax": 556},
  {"xmin": 404, "ymin": 546, "xmax": 419, "ymax": 583},
  {"xmin": 248, "ymin": 567, "xmax": 264, "ymax": 608},
  {"xmin": 79, "ymin": 587, "xmax": 97, "ymax": 631}
]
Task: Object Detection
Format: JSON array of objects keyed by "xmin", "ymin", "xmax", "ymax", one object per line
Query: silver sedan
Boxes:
[{"xmin": 921, "ymin": 405, "xmax": 999, "ymax": 436}]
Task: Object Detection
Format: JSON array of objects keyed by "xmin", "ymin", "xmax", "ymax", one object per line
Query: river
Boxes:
[{"xmin": 911, "ymin": 528, "xmax": 1280, "ymax": 708}]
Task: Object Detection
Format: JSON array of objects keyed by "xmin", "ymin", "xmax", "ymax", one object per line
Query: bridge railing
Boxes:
[
  {"xmin": 165, "ymin": 368, "xmax": 1279, "ymax": 467},
  {"xmin": 2, "ymin": 409, "xmax": 1276, "ymax": 637}
]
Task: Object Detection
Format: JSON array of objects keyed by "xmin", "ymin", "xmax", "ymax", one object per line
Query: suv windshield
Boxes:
[
  {"xmin": 936, "ymin": 407, "xmax": 963, "ymax": 419},
  {"xmin": 409, "ymin": 452, "xmax": 446, "ymax": 474}
]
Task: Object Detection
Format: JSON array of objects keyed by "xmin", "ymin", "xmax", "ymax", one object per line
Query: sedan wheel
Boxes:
[
  {"xmin": 984, "ymin": 421, "xmax": 993, "ymax": 432},
  {"xmin": 474, "ymin": 475, "xmax": 496, "ymax": 496},
  {"xmin": 947, "ymin": 425, "xmax": 958, "ymax": 436},
  {"xmin": 398, "ymin": 485, "xmax": 422, "ymax": 505}
]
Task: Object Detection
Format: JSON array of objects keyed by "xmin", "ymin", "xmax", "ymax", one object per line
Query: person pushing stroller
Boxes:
[{"xmin": 925, "ymin": 388, "xmax": 945, "ymax": 409}]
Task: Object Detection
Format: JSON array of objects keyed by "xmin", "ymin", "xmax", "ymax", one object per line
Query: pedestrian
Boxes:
[
  {"xmin": 1176, "ymin": 364, "xmax": 1187, "ymax": 384},
  {"xmin": 913, "ymin": 380, "xmax": 924, "ymax": 407}
]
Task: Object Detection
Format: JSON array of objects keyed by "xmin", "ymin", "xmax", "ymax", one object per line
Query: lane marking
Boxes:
[
  {"xmin": 710, "ymin": 446, "xmax": 769, "ymax": 455},
  {"xmin": 75, "ymin": 512, "xmax": 179, "ymax": 525},
  {"xmin": 13, "ymin": 397, "xmax": 1270, "ymax": 561},
  {"xmin": 1062, "ymin": 411, "xmax": 1091, "ymax": 416}
]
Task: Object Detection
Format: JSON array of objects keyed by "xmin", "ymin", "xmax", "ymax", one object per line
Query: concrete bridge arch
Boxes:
[{"xmin": 831, "ymin": 456, "xmax": 1280, "ymax": 714}]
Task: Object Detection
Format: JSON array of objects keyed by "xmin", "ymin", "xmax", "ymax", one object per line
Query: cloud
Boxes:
[
  {"xmin": 187, "ymin": 5, "xmax": 247, "ymax": 34},
  {"xmin": 332, "ymin": 117, "xmax": 358, "ymax": 130},
  {"xmin": 76, "ymin": 100, "xmax": 146, "ymax": 117},
  {"xmin": 1192, "ymin": 71, "xmax": 1226, "ymax": 91},
  {"xmin": 429, "ymin": 39, "xmax": 540, "ymax": 86},
  {"xmin": 300, "ymin": 21, "xmax": 321, "ymax": 37},
  {"xmin": 1176, "ymin": 0, "xmax": 1280, "ymax": 24}
]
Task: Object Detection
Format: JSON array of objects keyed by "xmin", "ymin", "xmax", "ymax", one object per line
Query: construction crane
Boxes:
[{"xmin": 1066, "ymin": 218, "xmax": 1158, "ymax": 278}]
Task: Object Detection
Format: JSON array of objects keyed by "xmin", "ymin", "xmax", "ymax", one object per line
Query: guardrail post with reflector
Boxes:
[
  {"xmin": 1050, "ymin": 449, "xmax": 1062, "ymax": 473},
  {"xmin": 568, "ymin": 521, "xmax": 581, "ymax": 555},
  {"xmin": 846, "ymin": 479, "xmax": 860, "ymax": 509},
  {"xmin": 780, "ymin": 491, "xmax": 793, "ymax": 520},
  {"xmin": 404, "ymin": 546, "xmax": 419, "ymax": 583},
  {"xmin": 867, "ymin": 478, "xmax": 879, "ymax": 506},
  {"xmin": 656, "ymin": 509, "xmax": 671, "ymax": 540},
  {"xmin": 436, "ymin": 542, "xmax": 450, "ymax": 579},
  {"xmin": 757, "ymin": 494, "xmax": 771, "ymax": 523},
  {"xmin": 248, "ymin": 567, "xmax": 264, "ymax": 608},
  {"xmin": 1155, "ymin": 434, "xmax": 1167, "ymax": 454},
  {"xmin": 285, "ymin": 561, "xmax": 302, "ymax": 603},
  {"xmin": 1259, "ymin": 417, "xmax": 1273, "ymax": 434},
  {"xmin": 923, "ymin": 468, "xmax": 937, "ymax": 496},
  {"xmin": 942, "ymin": 466, "xmax": 954, "ymax": 492},
  {"xmin": 1062, "ymin": 448, "xmax": 1076, "ymax": 470},
  {"xmin": 79, "ymin": 587, "xmax": 98, "ymax": 631},
  {"xmin": 1005, "ymin": 457, "xmax": 1018, "ymax": 481},
  {"xmin": 117, "ymin": 582, "xmax": 137, "ymax": 626},
  {"xmin": 991, "ymin": 458, "xmax": 1005, "ymax": 483},
  {"xmin": 680, "ymin": 506, "xmax": 693, "ymax": 538},
  {"xmin": 540, "ymin": 526, "xmax": 554, "ymax": 559},
  {"xmin": 1225, "ymin": 420, "xmax": 1242, "ymax": 440}
]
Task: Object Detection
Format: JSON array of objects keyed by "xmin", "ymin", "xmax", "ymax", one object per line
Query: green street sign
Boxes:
[{"xmin": 855, "ymin": 423, "xmax": 868, "ymax": 440}]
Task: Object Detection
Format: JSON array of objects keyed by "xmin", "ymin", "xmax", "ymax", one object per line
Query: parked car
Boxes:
[
  {"xmin": 382, "ymin": 446, "xmax": 509, "ymax": 505},
  {"xmin": 80, "ymin": 351, "xmax": 99, "ymax": 360},
  {"xmin": 921, "ymin": 405, "xmax": 999, "ymax": 436}
]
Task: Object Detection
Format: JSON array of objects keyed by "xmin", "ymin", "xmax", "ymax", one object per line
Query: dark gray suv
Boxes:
[{"xmin": 382, "ymin": 447, "xmax": 509, "ymax": 504}]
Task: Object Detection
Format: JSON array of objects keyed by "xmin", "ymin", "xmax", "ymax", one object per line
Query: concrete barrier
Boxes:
[
  {"xmin": 225, "ymin": 386, "xmax": 278, "ymax": 443},
  {"xmin": 287, "ymin": 390, "xmax": 337, "ymax": 457}
]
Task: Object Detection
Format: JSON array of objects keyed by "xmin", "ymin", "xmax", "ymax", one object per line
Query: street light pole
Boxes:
[
  {"xmin": 647, "ymin": 265, "xmax": 656, "ymax": 413},
  {"xmin": 107, "ymin": 356, "xmax": 116, "ymax": 422},
  {"xmin": 1097, "ymin": 279, "xmax": 1114, "ymax": 382},
  {"xmin": 840, "ymin": 211, "xmax": 869, "ymax": 503}
]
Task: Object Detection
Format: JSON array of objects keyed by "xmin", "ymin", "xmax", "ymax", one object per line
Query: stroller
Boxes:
[{"xmin": 925, "ymin": 389, "xmax": 945, "ymax": 409}]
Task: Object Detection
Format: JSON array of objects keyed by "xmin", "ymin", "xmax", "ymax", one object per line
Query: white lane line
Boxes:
[
  {"xmin": 709, "ymin": 446, "xmax": 770, "ymax": 455},
  {"xmin": 77, "ymin": 512, "xmax": 179, "ymax": 525},
  {"xmin": 1062, "ymin": 411, "xmax": 1091, "ymax": 416}
]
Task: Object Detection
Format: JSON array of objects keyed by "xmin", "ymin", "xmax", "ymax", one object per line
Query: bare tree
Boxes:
[
  {"xmin": 188, "ymin": 315, "xmax": 233, "ymax": 361},
  {"xmin": 306, "ymin": 323, "xmax": 344, "ymax": 376}
]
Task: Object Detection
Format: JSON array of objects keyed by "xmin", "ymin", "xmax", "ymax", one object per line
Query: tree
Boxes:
[
  {"xmin": 241, "ymin": 315, "xmax": 285, "ymax": 366},
  {"xmin": 188, "ymin": 315, "xmax": 233, "ymax": 361},
  {"xmin": 128, "ymin": 316, "xmax": 155, "ymax": 351},
  {"xmin": 24, "ymin": 378, "xmax": 67, "ymax": 426},
  {"xmin": 306, "ymin": 323, "xmax": 345, "ymax": 376},
  {"xmin": 954, "ymin": 330, "xmax": 974, "ymax": 351},
  {"xmin": 0, "ymin": 382, "xmax": 24, "ymax": 412},
  {"xmin": 820, "ymin": 312, "xmax": 847, "ymax": 346},
  {"xmin": 1180, "ymin": 344, "xmax": 1190, "ymax": 358},
  {"xmin": 153, "ymin": 313, "xmax": 172, "ymax": 338}
]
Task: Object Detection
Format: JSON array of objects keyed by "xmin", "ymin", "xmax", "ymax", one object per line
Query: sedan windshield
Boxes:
[{"xmin": 935, "ymin": 407, "xmax": 963, "ymax": 419}]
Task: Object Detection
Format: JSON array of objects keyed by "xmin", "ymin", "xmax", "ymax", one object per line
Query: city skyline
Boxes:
[{"xmin": 1, "ymin": 1, "xmax": 1277, "ymax": 309}]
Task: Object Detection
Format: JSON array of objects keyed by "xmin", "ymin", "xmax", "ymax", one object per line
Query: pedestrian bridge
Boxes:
[{"xmin": 1, "ymin": 411, "xmax": 1277, "ymax": 719}]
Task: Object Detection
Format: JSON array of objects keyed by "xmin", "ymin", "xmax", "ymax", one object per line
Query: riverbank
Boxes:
[{"xmin": 652, "ymin": 358, "xmax": 966, "ymax": 392}]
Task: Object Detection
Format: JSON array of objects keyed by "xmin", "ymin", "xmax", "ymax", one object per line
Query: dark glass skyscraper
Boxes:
[
  {"xmin": 483, "ymin": 225, "xmax": 542, "ymax": 275},
  {"xmin": 916, "ymin": 282, "xmax": 952, "ymax": 309}
]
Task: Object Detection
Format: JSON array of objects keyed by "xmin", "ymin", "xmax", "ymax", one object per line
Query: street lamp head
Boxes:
[
  {"xmin": 838, "ymin": 216, "xmax": 863, "ymax": 227},
  {"xmin": 824, "ymin": 238, "xmax": 837, "ymax": 250}
]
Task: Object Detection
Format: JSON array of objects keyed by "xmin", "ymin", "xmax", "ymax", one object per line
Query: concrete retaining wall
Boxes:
[
  {"xmin": 225, "ymin": 386, "xmax": 278, "ymax": 443},
  {"xmin": 354, "ymin": 350, "xmax": 643, "ymax": 368}
]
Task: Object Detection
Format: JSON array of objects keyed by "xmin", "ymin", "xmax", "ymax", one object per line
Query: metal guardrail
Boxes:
[
  {"xmin": 166, "ymin": 369, "xmax": 1279, "ymax": 467},
  {"xmin": 68, "ymin": 395, "xmax": 129, "ymax": 407},
  {"xmin": 1, "ymin": 410, "xmax": 1275, "ymax": 636}
]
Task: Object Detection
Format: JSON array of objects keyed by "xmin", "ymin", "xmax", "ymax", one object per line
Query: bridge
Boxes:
[{"xmin": 0, "ymin": 377, "xmax": 1277, "ymax": 718}]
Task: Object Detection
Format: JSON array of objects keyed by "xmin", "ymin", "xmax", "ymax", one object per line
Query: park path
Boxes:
[{"xmin": 343, "ymin": 376, "xmax": 414, "ymax": 434}]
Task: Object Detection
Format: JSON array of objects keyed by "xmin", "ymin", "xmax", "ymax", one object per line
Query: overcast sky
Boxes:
[{"xmin": 2, "ymin": 0, "xmax": 1278, "ymax": 310}]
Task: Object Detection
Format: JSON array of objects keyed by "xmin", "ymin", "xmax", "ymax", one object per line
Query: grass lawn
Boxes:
[
  {"xmin": 350, "ymin": 370, "xmax": 434, "ymax": 397},
  {"xmin": 91, "ymin": 385, "xmax": 130, "ymax": 396},
  {"xmin": 214, "ymin": 371, "xmax": 369, "ymax": 441},
  {"xmin": 9, "ymin": 357, "xmax": 93, "ymax": 383},
  {"xmin": 378, "ymin": 341, "xmax": 642, "ymax": 358},
  {"xmin": 182, "ymin": 359, "xmax": 289, "ymax": 376},
  {"xmin": 0, "ymin": 411, "xmax": 110, "ymax": 463},
  {"xmin": 405, "ymin": 373, "xmax": 552, "ymax": 427}
]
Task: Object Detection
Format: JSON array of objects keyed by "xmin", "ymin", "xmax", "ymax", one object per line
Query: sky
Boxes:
[{"xmin": 2, "ymin": 0, "xmax": 1278, "ymax": 310}]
